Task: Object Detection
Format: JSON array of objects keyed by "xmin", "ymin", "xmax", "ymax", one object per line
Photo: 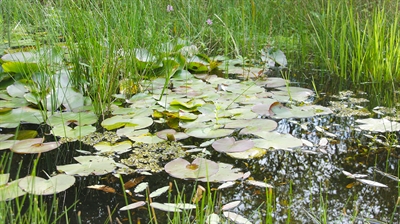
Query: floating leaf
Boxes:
[
  {"xmin": 10, "ymin": 138, "xmax": 59, "ymax": 154},
  {"xmin": 156, "ymin": 129, "xmax": 189, "ymax": 141},
  {"xmin": 185, "ymin": 127, "xmax": 234, "ymax": 139},
  {"xmin": 0, "ymin": 179, "xmax": 27, "ymax": 201},
  {"xmin": 0, "ymin": 107, "xmax": 45, "ymax": 128},
  {"xmin": 57, "ymin": 156, "xmax": 117, "ymax": 176},
  {"xmin": 218, "ymin": 181, "xmax": 235, "ymax": 190},
  {"xmin": 226, "ymin": 147, "xmax": 267, "ymax": 159},
  {"xmin": 149, "ymin": 186, "xmax": 170, "ymax": 198},
  {"xmin": 206, "ymin": 214, "xmax": 220, "ymax": 224},
  {"xmin": 245, "ymin": 180, "xmax": 274, "ymax": 188},
  {"xmin": 93, "ymin": 141, "xmax": 132, "ymax": 155},
  {"xmin": 0, "ymin": 174, "xmax": 10, "ymax": 185},
  {"xmin": 120, "ymin": 201, "xmax": 146, "ymax": 211},
  {"xmin": 134, "ymin": 182, "xmax": 148, "ymax": 193},
  {"xmin": 222, "ymin": 200, "xmax": 241, "ymax": 211},
  {"xmin": 101, "ymin": 115, "xmax": 153, "ymax": 130},
  {"xmin": 87, "ymin": 185, "xmax": 116, "ymax": 193},
  {"xmin": 47, "ymin": 112, "xmax": 98, "ymax": 126},
  {"xmin": 150, "ymin": 202, "xmax": 182, "ymax": 212},
  {"xmin": 212, "ymin": 137, "xmax": 254, "ymax": 153},
  {"xmin": 164, "ymin": 203, "xmax": 196, "ymax": 210},
  {"xmin": 356, "ymin": 118, "xmax": 400, "ymax": 132},
  {"xmin": 164, "ymin": 158, "xmax": 219, "ymax": 180},
  {"xmin": 251, "ymin": 132, "xmax": 303, "ymax": 149},
  {"xmin": 198, "ymin": 162, "xmax": 244, "ymax": 183},
  {"xmin": 357, "ymin": 179, "xmax": 388, "ymax": 188},
  {"xmin": 18, "ymin": 174, "xmax": 75, "ymax": 195},
  {"xmin": 223, "ymin": 211, "xmax": 252, "ymax": 224},
  {"xmin": 51, "ymin": 125, "xmax": 96, "ymax": 139},
  {"xmin": 225, "ymin": 119, "xmax": 277, "ymax": 132}
]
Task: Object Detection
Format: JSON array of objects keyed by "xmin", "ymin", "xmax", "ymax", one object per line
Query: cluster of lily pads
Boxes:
[{"xmin": 1, "ymin": 41, "xmax": 400, "ymax": 223}]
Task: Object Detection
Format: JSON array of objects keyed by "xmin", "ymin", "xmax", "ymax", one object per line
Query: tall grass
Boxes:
[{"xmin": 309, "ymin": 0, "xmax": 400, "ymax": 84}]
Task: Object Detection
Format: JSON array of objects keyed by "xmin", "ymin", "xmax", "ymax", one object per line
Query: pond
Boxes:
[{"xmin": 0, "ymin": 48, "xmax": 399, "ymax": 224}]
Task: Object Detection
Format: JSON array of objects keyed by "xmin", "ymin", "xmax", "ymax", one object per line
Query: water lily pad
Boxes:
[
  {"xmin": 185, "ymin": 127, "xmax": 234, "ymax": 139},
  {"xmin": 251, "ymin": 132, "xmax": 303, "ymax": 149},
  {"xmin": 93, "ymin": 141, "xmax": 132, "ymax": 155},
  {"xmin": 51, "ymin": 125, "xmax": 96, "ymax": 139},
  {"xmin": 0, "ymin": 179, "xmax": 27, "ymax": 201},
  {"xmin": 269, "ymin": 103, "xmax": 317, "ymax": 119},
  {"xmin": 197, "ymin": 162, "xmax": 244, "ymax": 182},
  {"xmin": 101, "ymin": 115, "xmax": 153, "ymax": 130},
  {"xmin": 156, "ymin": 129, "xmax": 189, "ymax": 141},
  {"xmin": 271, "ymin": 86, "xmax": 314, "ymax": 102},
  {"xmin": 47, "ymin": 112, "xmax": 98, "ymax": 126},
  {"xmin": 0, "ymin": 174, "xmax": 10, "ymax": 185},
  {"xmin": 18, "ymin": 174, "xmax": 75, "ymax": 195},
  {"xmin": 10, "ymin": 138, "xmax": 59, "ymax": 154},
  {"xmin": 225, "ymin": 119, "xmax": 277, "ymax": 131},
  {"xmin": 212, "ymin": 137, "xmax": 254, "ymax": 153},
  {"xmin": 0, "ymin": 140, "xmax": 16, "ymax": 150},
  {"xmin": 0, "ymin": 107, "xmax": 45, "ymax": 128},
  {"xmin": 57, "ymin": 156, "xmax": 117, "ymax": 176},
  {"xmin": 356, "ymin": 118, "xmax": 400, "ymax": 132},
  {"xmin": 226, "ymin": 147, "xmax": 267, "ymax": 159},
  {"xmin": 164, "ymin": 158, "xmax": 219, "ymax": 179},
  {"xmin": 1, "ymin": 52, "xmax": 40, "ymax": 73}
]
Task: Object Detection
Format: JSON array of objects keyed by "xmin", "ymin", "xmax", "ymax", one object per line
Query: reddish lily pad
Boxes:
[
  {"xmin": 10, "ymin": 138, "xmax": 59, "ymax": 154},
  {"xmin": 212, "ymin": 137, "xmax": 254, "ymax": 153}
]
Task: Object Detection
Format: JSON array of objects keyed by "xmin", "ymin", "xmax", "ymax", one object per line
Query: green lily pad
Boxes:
[
  {"xmin": 185, "ymin": 127, "xmax": 234, "ymax": 139},
  {"xmin": 226, "ymin": 147, "xmax": 267, "ymax": 159},
  {"xmin": 164, "ymin": 158, "xmax": 219, "ymax": 179},
  {"xmin": 51, "ymin": 125, "xmax": 96, "ymax": 139},
  {"xmin": 0, "ymin": 134, "xmax": 14, "ymax": 141},
  {"xmin": 57, "ymin": 156, "xmax": 117, "ymax": 176},
  {"xmin": 94, "ymin": 141, "xmax": 132, "ymax": 155},
  {"xmin": 0, "ymin": 174, "xmax": 10, "ymax": 185},
  {"xmin": 0, "ymin": 179, "xmax": 27, "ymax": 201},
  {"xmin": 156, "ymin": 129, "xmax": 189, "ymax": 141},
  {"xmin": 225, "ymin": 119, "xmax": 277, "ymax": 132},
  {"xmin": 101, "ymin": 115, "xmax": 153, "ymax": 130},
  {"xmin": 47, "ymin": 112, "xmax": 98, "ymax": 126},
  {"xmin": 10, "ymin": 138, "xmax": 59, "ymax": 154},
  {"xmin": 212, "ymin": 137, "xmax": 254, "ymax": 153},
  {"xmin": 1, "ymin": 52, "xmax": 40, "ymax": 73},
  {"xmin": 356, "ymin": 118, "xmax": 400, "ymax": 132},
  {"xmin": 18, "ymin": 174, "xmax": 75, "ymax": 195},
  {"xmin": 6, "ymin": 82, "xmax": 28, "ymax": 98},
  {"xmin": 0, "ymin": 107, "xmax": 45, "ymax": 128},
  {"xmin": 251, "ymin": 133, "xmax": 303, "ymax": 149},
  {"xmin": 271, "ymin": 86, "xmax": 314, "ymax": 102},
  {"xmin": 0, "ymin": 140, "xmax": 17, "ymax": 150}
]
